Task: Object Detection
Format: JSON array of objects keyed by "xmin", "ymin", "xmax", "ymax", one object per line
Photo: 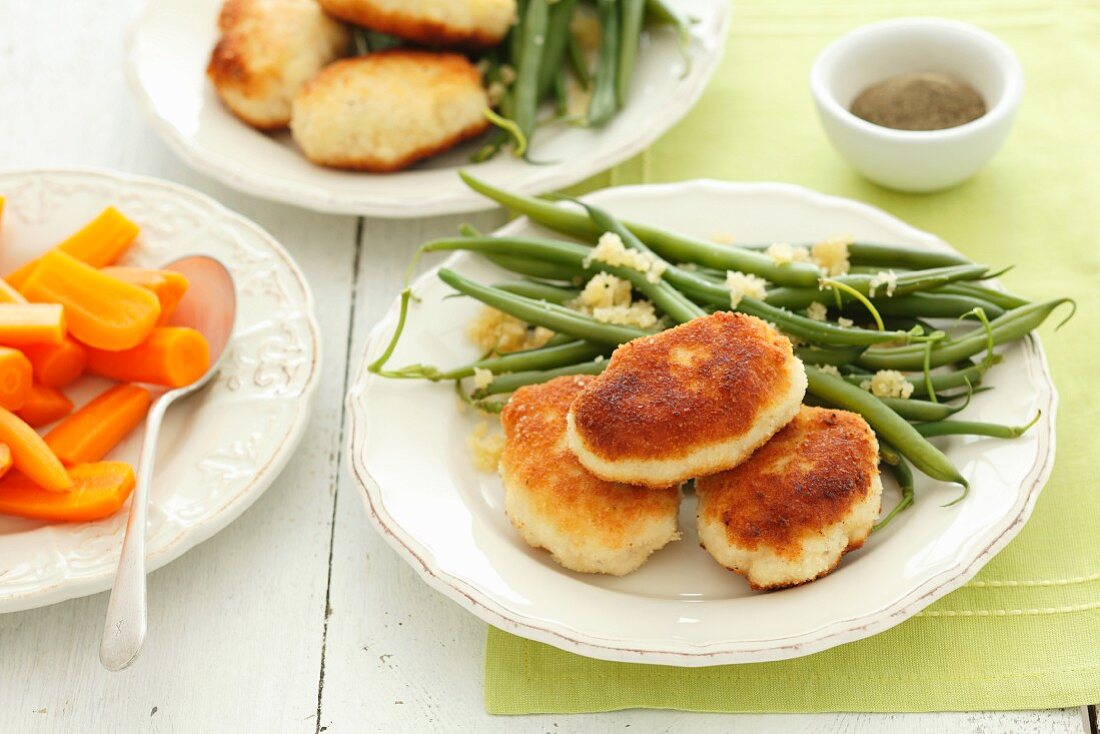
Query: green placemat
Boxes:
[{"xmin": 485, "ymin": 0, "xmax": 1100, "ymax": 714}]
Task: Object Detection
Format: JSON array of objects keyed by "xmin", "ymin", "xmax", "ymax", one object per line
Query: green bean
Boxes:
[
  {"xmin": 796, "ymin": 345, "xmax": 866, "ymax": 366},
  {"xmin": 513, "ymin": 0, "xmax": 551, "ymax": 146},
  {"xmin": 494, "ymin": 280, "xmax": 581, "ymax": 304},
  {"xmin": 878, "ymin": 443, "xmax": 902, "ymax": 466},
  {"xmin": 842, "ymin": 358, "xmax": 998, "ymax": 398},
  {"xmin": 937, "ymin": 282, "xmax": 1030, "ymax": 310},
  {"xmin": 914, "ymin": 412, "xmax": 1040, "ymax": 439},
  {"xmin": 552, "ymin": 66, "xmax": 569, "ymax": 116},
  {"xmin": 617, "ymin": 0, "xmax": 646, "ymax": 107},
  {"xmin": 537, "ymin": 0, "xmax": 578, "ymax": 98},
  {"xmin": 877, "ymin": 396, "xmax": 967, "ymax": 422},
  {"xmin": 873, "ymin": 449, "xmax": 915, "ymax": 532},
  {"xmin": 567, "ymin": 26, "xmax": 592, "ymax": 87},
  {"xmin": 859, "ymin": 299, "xmax": 1074, "ymax": 370},
  {"xmin": 459, "ymin": 172, "xmax": 822, "ymax": 286},
  {"xmin": 587, "ymin": 0, "xmax": 620, "ymax": 126},
  {"xmin": 485, "ymin": 253, "xmax": 582, "ymax": 281},
  {"xmin": 439, "ymin": 268, "xmax": 648, "ymax": 345},
  {"xmin": 764, "ymin": 265, "xmax": 992, "ymax": 310},
  {"xmin": 475, "ymin": 359, "xmax": 609, "ymax": 396},
  {"xmin": 844, "ymin": 292, "xmax": 1005, "ymax": 320},
  {"xmin": 736, "ymin": 241, "xmax": 973, "ymax": 269},
  {"xmin": 440, "ymin": 340, "xmax": 608, "ymax": 380},
  {"xmin": 805, "ymin": 367, "xmax": 968, "ymax": 487},
  {"xmin": 644, "ymin": 0, "xmax": 691, "ymax": 68},
  {"xmin": 510, "ymin": 0, "xmax": 528, "ymax": 61}
]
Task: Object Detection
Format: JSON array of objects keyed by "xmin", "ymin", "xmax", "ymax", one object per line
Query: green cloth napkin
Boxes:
[{"xmin": 485, "ymin": 0, "xmax": 1100, "ymax": 714}]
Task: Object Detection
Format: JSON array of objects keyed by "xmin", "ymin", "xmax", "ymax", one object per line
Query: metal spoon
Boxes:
[{"xmin": 99, "ymin": 256, "xmax": 236, "ymax": 671}]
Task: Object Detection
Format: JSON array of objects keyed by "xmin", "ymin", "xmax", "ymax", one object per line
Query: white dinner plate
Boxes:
[
  {"xmin": 346, "ymin": 180, "xmax": 1057, "ymax": 666},
  {"xmin": 0, "ymin": 168, "xmax": 321, "ymax": 613},
  {"xmin": 124, "ymin": 0, "xmax": 730, "ymax": 218}
]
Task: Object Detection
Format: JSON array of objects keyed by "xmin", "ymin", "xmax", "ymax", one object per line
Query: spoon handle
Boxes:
[{"xmin": 99, "ymin": 396, "xmax": 170, "ymax": 671}]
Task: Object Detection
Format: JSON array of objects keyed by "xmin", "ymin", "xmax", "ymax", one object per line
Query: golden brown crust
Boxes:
[
  {"xmin": 570, "ymin": 313, "xmax": 798, "ymax": 462},
  {"xmin": 207, "ymin": 36, "xmax": 288, "ymax": 131},
  {"xmin": 696, "ymin": 406, "xmax": 880, "ymax": 566},
  {"xmin": 317, "ymin": 0, "xmax": 506, "ymax": 47},
  {"xmin": 500, "ymin": 376, "xmax": 680, "ymax": 547}
]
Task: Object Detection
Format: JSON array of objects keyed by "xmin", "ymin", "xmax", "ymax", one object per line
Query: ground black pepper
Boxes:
[{"xmin": 850, "ymin": 72, "xmax": 986, "ymax": 131}]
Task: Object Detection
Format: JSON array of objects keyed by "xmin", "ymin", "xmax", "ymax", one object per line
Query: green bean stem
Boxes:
[
  {"xmin": 440, "ymin": 340, "xmax": 608, "ymax": 380},
  {"xmin": 485, "ymin": 253, "xmax": 582, "ymax": 281},
  {"xmin": 494, "ymin": 280, "xmax": 581, "ymax": 304},
  {"xmin": 877, "ymin": 395, "xmax": 968, "ymax": 422},
  {"xmin": 475, "ymin": 359, "xmax": 609, "ymax": 397},
  {"xmin": 764, "ymin": 264, "xmax": 992, "ymax": 310},
  {"xmin": 873, "ymin": 449, "xmax": 915, "ymax": 532},
  {"xmin": 842, "ymin": 357, "xmax": 999, "ymax": 398},
  {"xmin": 937, "ymin": 282, "xmax": 1031, "ymax": 310},
  {"xmin": 844, "ymin": 292, "xmax": 1006, "ymax": 320},
  {"xmin": 915, "ymin": 412, "xmax": 1041, "ymax": 439}
]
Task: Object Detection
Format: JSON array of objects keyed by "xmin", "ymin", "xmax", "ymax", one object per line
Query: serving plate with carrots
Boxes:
[{"xmin": 0, "ymin": 168, "xmax": 320, "ymax": 612}]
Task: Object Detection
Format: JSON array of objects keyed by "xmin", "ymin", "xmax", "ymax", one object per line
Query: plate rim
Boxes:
[
  {"xmin": 0, "ymin": 165, "xmax": 323, "ymax": 613},
  {"xmin": 345, "ymin": 179, "xmax": 1059, "ymax": 666},
  {"xmin": 122, "ymin": 0, "xmax": 732, "ymax": 218}
]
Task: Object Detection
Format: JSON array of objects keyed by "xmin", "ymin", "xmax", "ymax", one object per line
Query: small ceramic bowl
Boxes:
[{"xmin": 810, "ymin": 17, "xmax": 1023, "ymax": 192}]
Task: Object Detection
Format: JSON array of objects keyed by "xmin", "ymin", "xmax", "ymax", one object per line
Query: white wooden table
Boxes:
[{"xmin": 0, "ymin": 2, "xmax": 1093, "ymax": 732}]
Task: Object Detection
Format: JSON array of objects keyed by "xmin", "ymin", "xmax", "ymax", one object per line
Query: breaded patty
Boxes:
[
  {"xmin": 566, "ymin": 313, "xmax": 807, "ymax": 488},
  {"xmin": 290, "ymin": 50, "xmax": 490, "ymax": 172},
  {"xmin": 317, "ymin": 0, "xmax": 516, "ymax": 48},
  {"xmin": 207, "ymin": 0, "xmax": 351, "ymax": 130},
  {"xmin": 696, "ymin": 406, "xmax": 882, "ymax": 590},
  {"xmin": 500, "ymin": 375, "xmax": 681, "ymax": 576}
]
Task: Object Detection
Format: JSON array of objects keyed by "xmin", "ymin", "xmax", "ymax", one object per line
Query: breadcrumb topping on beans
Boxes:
[
  {"xmin": 869, "ymin": 269, "xmax": 899, "ymax": 297},
  {"xmin": 806, "ymin": 301, "xmax": 828, "ymax": 322},
  {"xmin": 473, "ymin": 367, "xmax": 494, "ymax": 390},
  {"xmin": 467, "ymin": 420, "xmax": 505, "ymax": 472},
  {"xmin": 569, "ymin": 273, "xmax": 657, "ymax": 328},
  {"xmin": 812, "ymin": 234, "xmax": 852, "ymax": 276},
  {"xmin": 466, "ymin": 306, "xmax": 554, "ymax": 353},
  {"xmin": 860, "ymin": 369, "xmax": 915, "ymax": 399},
  {"xmin": 766, "ymin": 242, "xmax": 811, "ymax": 265},
  {"xmin": 817, "ymin": 364, "xmax": 841, "ymax": 377},
  {"xmin": 724, "ymin": 271, "xmax": 768, "ymax": 309},
  {"xmin": 583, "ymin": 233, "xmax": 666, "ymax": 284}
]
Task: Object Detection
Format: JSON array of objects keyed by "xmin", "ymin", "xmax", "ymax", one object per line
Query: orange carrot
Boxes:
[
  {"xmin": 0, "ymin": 462, "xmax": 135, "ymax": 522},
  {"xmin": 20, "ymin": 337, "xmax": 87, "ymax": 388},
  {"xmin": 20, "ymin": 250, "xmax": 160, "ymax": 351},
  {"xmin": 0, "ymin": 444, "xmax": 11, "ymax": 480},
  {"xmin": 85, "ymin": 327, "xmax": 209, "ymax": 388},
  {"xmin": 0, "ymin": 406, "xmax": 71, "ymax": 491},
  {"xmin": 45, "ymin": 384, "xmax": 151, "ymax": 465},
  {"xmin": 101, "ymin": 267, "xmax": 189, "ymax": 326},
  {"xmin": 6, "ymin": 206, "xmax": 139, "ymax": 289},
  {"xmin": 0, "ymin": 303, "xmax": 66, "ymax": 347},
  {"xmin": 16, "ymin": 384, "xmax": 73, "ymax": 428},
  {"xmin": 0, "ymin": 347, "xmax": 32, "ymax": 411},
  {"xmin": 0, "ymin": 279, "xmax": 25, "ymax": 304}
]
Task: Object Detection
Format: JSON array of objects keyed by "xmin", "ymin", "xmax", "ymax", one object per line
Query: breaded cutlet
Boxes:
[
  {"xmin": 566, "ymin": 312, "xmax": 807, "ymax": 488},
  {"xmin": 207, "ymin": 0, "xmax": 350, "ymax": 130},
  {"xmin": 317, "ymin": 0, "xmax": 516, "ymax": 48},
  {"xmin": 696, "ymin": 406, "xmax": 882, "ymax": 590},
  {"xmin": 290, "ymin": 50, "xmax": 490, "ymax": 172},
  {"xmin": 500, "ymin": 375, "xmax": 681, "ymax": 576}
]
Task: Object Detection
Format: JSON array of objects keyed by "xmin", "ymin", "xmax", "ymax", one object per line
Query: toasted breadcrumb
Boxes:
[
  {"xmin": 468, "ymin": 420, "xmax": 505, "ymax": 472},
  {"xmin": 569, "ymin": 273, "xmax": 658, "ymax": 328},
  {"xmin": 837, "ymin": 317, "xmax": 854, "ymax": 328},
  {"xmin": 817, "ymin": 364, "xmax": 841, "ymax": 377},
  {"xmin": 766, "ymin": 242, "xmax": 811, "ymax": 265},
  {"xmin": 467, "ymin": 306, "xmax": 554, "ymax": 353},
  {"xmin": 869, "ymin": 269, "xmax": 899, "ymax": 297},
  {"xmin": 806, "ymin": 301, "xmax": 828, "ymax": 322},
  {"xmin": 725, "ymin": 271, "xmax": 768, "ymax": 309},
  {"xmin": 860, "ymin": 369, "xmax": 915, "ymax": 399},
  {"xmin": 812, "ymin": 235, "xmax": 852, "ymax": 276},
  {"xmin": 710, "ymin": 231, "xmax": 735, "ymax": 246},
  {"xmin": 473, "ymin": 367, "xmax": 494, "ymax": 390},
  {"xmin": 584, "ymin": 233, "xmax": 666, "ymax": 284}
]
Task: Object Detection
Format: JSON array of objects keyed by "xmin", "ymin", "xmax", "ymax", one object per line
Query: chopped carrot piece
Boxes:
[
  {"xmin": 0, "ymin": 279, "xmax": 25, "ymax": 304},
  {"xmin": 0, "ymin": 407, "xmax": 71, "ymax": 491},
  {"xmin": 101, "ymin": 267, "xmax": 190, "ymax": 326},
  {"xmin": 85, "ymin": 327, "xmax": 209, "ymax": 388},
  {"xmin": 45, "ymin": 384, "xmax": 151, "ymax": 465},
  {"xmin": 0, "ymin": 347, "xmax": 32, "ymax": 411},
  {"xmin": 6, "ymin": 206, "xmax": 139, "ymax": 289},
  {"xmin": 0, "ymin": 462, "xmax": 135, "ymax": 522},
  {"xmin": 20, "ymin": 250, "xmax": 159, "ymax": 351},
  {"xmin": 0, "ymin": 196, "xmax": 4, "ymax": 229},
  {"xmin": 20, "ymin": 337, "xmax": 87, "ymax": 388},
  {"xmin": 0, "ymin": 303, "xmax": 66, "ymax": 347},
  {"xmin": 0, "ymin": 444, "xmax": 11, "ymax": 480},
  {"xmin": 16, "ymin": 384, "xmax": 73, "ymax": 428}
]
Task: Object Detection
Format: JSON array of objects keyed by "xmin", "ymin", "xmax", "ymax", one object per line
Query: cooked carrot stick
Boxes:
[
  {"xmin": 0, "ymin": 407, "xmax": 71, "ymax": 491},
  {"xmin": 0, "ymin": 303, "xmax": 66, "ymax": 347},
  {"xmin": 101, "ymin": 267, "xmax": 189, "ymax": 326},
  {"xmin": 0, "ymin": 347, "xmax": 32, "ymax": 411},
  {"xmin": 0, "ymin": 279, "xmax": 25, "ymax": 304},
  {"xmin": 20, "ymin": 337, "xmax": 87, "ymax": 388},
  {"xmin": 45, "ymin": 384, "xmax": 151, "ymax": 465},
  {"xmin": 6, "ymin": 206, "xmax": 140, "ymax": 289},
  {"xmin": 85, "ymin": 327, "xmax": 210, "ymax": 388},
  {"xmin": 0, "ymin": 462, "xmax": 135, "ymax": 522},
  {"xmin": 20, "ymin": 251, "xmax": 159, "ymax": 350},
  {"xmin": 16, "ymin": 384, "xmax": 73, "ymax": 428},
  {"xmin": 0, "ymin": 444, "xmax": 11, "ymax": 481}
]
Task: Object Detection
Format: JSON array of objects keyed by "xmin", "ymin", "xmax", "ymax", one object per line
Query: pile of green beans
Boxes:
[
  {"xmin": 476, "ymin": 0, "xmax": 692, "ymax": 161},
  {"xmin": 369, "ymin": 174, "xmax": 1072, "ymax": 531}
]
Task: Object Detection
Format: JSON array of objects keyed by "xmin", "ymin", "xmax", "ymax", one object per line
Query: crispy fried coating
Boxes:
[
  {"xmin": 290, "ymin": 50, "xmax": 490, "ymax": 172},
  {"xmin": 207, "ymin": 0, "xmax": 351, "ymax": 130},
  {"xmin": 696, "ymin": 406, "xmax": 883, "ymax": 590},
  {"xmin": 566, "ymin": 313, "xmax": 807, "ymax": 488},
  {"xmin": 499, "ymin": 376, "xmax": 681, "ymax": 576},
  {"xmin": 317, "ymin": 0, "xmax": 516, "ymax": 48}
]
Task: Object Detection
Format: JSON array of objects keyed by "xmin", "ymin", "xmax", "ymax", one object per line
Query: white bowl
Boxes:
[{"xmin": 810, "ymin": 18, "xmax": 1023, "ymax": 192}]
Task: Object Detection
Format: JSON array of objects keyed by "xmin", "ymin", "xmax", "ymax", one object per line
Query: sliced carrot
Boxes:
[
  {"xmin": 85, "ymin": 327, "xmax": 209, "ymax": 388},
  {"xmin": 20, "ymin": 250, "xmax": 159, "ymax": 351},
  {"xmin": 44, "ymin": 384, "xmax": 151, "ymax": 466},
  {"xmin": 16, "ymin": 384, "xmax": 73, "ymax": 428},
  {"xmin": 0, "ymin": 444, "xmax": 11, "ymax": 480},
  {"xmin": 0, "ymin": 406, "xmax": 71, "ymax": 491},
  {"xmin": 0, "ymin": 462, "xmax": 135, "ymax": 522},
  {"xmin": 20, "ymin": 337, "xmax": 87, "ymax": 388},
  {"xmin": 6, "ymin": 206, "xmax": 139, "ymax": 289},
  {"xmin": 101, "ymin": 267, "xmax": 189, "ymax": 326},
  {"xmin": 0, "ymin": 279, "xmax": 25, "ymax": 304},
  {"xmin": 0, "ymin": 303, "xmax": 66, "ymax": 347},
  {"xmin": 0, "ymin": 347, "xmax": 32, "ymax": 411}
]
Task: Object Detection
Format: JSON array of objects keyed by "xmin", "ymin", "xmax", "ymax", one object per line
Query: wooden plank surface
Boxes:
[{"xmin": 0, "ymin": 1, "xmax": 1088, "ymax": 732}]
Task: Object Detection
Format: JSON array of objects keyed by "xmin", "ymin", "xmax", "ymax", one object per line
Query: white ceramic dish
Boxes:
[
  {"xmin": 810, "ymin": 18, "xmax": 1023, "ymax": 193},
  {"xmin": 0, "ymin": 168, "xmax": 321, "ymax": 613},
  {"xmin": 125, "ymin": 0, "xmax": 729, "ymax": 218},
  {"xmin": 346, "ymin": 180, "xmax": 1057, "ymax": 666}
]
